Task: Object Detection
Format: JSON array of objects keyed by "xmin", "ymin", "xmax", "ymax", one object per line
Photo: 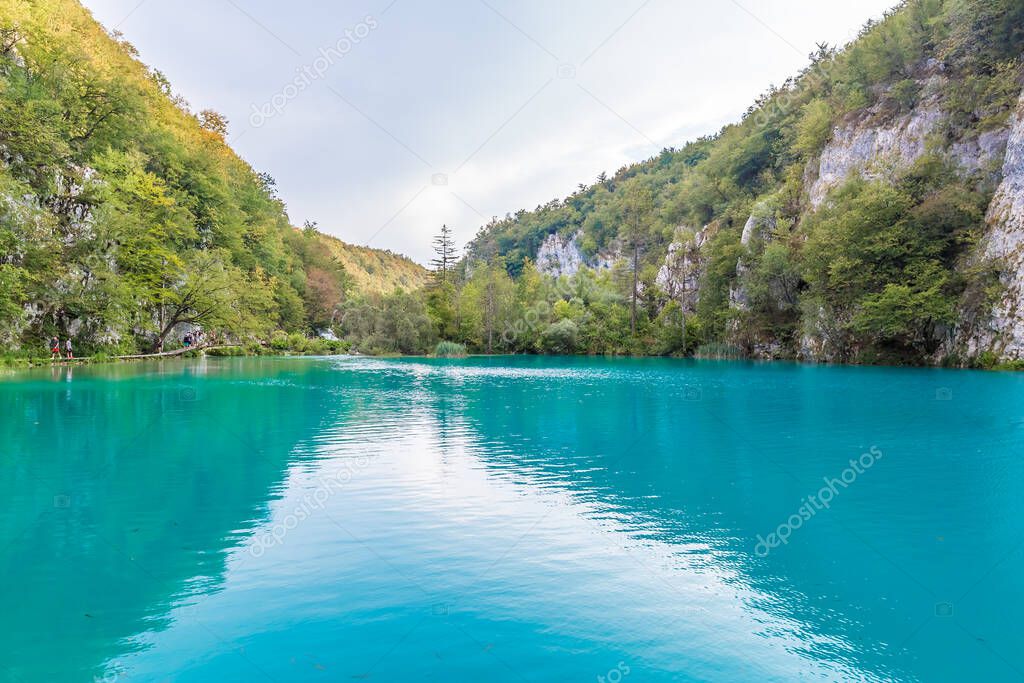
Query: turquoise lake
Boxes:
[{"xmin": 2, "ymin": 356, "xmax": 1024, "ymax": 682}]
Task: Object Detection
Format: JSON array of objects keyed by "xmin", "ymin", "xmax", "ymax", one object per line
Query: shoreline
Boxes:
[{"xmin": 4, "ymin": 349, "xmax": 1022, "ymax": 374}]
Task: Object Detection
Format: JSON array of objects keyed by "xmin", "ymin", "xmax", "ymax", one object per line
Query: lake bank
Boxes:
[{"xmin": 5, "ymin": 345, "xmax": 1024, "ymax": 373}]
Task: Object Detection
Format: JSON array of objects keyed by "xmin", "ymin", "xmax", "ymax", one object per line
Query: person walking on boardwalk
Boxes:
[
  {"xmin": 64, "ymin": 338, "xmax": 74, "ymax": 360},
  {"xmin": 50, "ymin": 336, "xmax": 62, "ymax": 361}
]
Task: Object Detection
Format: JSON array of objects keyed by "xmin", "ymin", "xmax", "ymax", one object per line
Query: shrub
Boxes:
[
  {"xmin": 434, "ymin": 340, "xmax": 467, "ymax": 358},
  {"xmin": 973, "ymin": 351, "xmax": 999, "ymax": 369},
  {"xmin": 206, "ymin": 346, "xmax": 245, "ymax": 357},
  {"xmin": 540, "ymin": 319, "xmax": 579, "ymax": 354},
  {"xmin": 287, "ymin": 332, "xmax": 309, "ymax": 353},
  {"xmin": 270, "ymin": 331, "xmax": 290, "ymax": 351}
]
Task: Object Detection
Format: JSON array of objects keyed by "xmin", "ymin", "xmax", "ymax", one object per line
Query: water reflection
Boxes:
[
  {"xmin": 0, "ymin": 358, "xmax": 357, "ymax": 681},
  {"xmin": 2, "ymin": 356, "xmax": 1022, "ymax": 682}
]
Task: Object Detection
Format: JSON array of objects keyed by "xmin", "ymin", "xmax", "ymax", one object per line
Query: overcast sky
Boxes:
[{"xmin": 82, "ymin": 0, "xmax": 896, "ymax": 264}]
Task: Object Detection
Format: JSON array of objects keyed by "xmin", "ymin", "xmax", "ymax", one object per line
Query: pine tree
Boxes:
[{"xmin": 430, "ymin": 224, "xmax": 457, "ymax": 285}]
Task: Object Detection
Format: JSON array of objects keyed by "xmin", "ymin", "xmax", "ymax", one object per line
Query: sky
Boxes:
[{"xmin": 81, "ymin": 0, "xmax": 897, "ymax": 264}]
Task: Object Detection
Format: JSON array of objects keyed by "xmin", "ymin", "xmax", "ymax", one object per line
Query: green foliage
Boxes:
[
  {"xmin": 0, "ymin": 0, "xmax": 421, "ymax": 356},
  {"xmin": 851, "ymin": 262, "xmax": 956, "ymax": 355},
  {"xmin": 0, "ymin": 264, "xmax": 27, "ymax": 328},
  {"xmin": 792, "ymin": 99, "xmax": 835, "ymax": 158},
  {"xmin": 540, "ymin": 318, "xmax": 579, "ymax": 354},
  {"xmin": 2, "ymin": 0, "xmax": 1018, "ymax": 367},
  {"xmin": 458, "ymin": 258, "xmax": 516, "ymax": 353},
  {"xmin": 339, "ymin": 290, "xmax": 436, "ymax": 355},
  {"xmin": 651, "ymin": 301, "xmax": 688, "ymax": 356},
  {"xmin": 434, "ymin": 341, "xmax": 467, "ymax": 358}
]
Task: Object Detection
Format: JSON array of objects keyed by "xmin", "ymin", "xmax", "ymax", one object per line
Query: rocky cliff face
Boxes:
[
  {"xmin": 729, "ymin": 211, "xmax": 777, "ymax": 311},
  {"xmin": 776, "ymin": 73, "xmax": 1021, "ymax": 363},
  {"xmin": 964, "ymin": 91, "xmax": 1024, "ymax": 359},
  {"xmin": 806, "ymin": 70, "xmax": 1008, "ymax": 210},
  {"xmin": 536, "ymin": 232, "xmax": 584, "ymax": 278},
  {"xmin": 656, "ymin": 226, "xmax": 716, "ymax": 313},
  {"xmin": 535, "ymin": 231, "xmax": 620, "ymax": 278}
]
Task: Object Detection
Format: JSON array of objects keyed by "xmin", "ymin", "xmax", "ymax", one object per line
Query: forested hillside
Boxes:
[
  {"xmin": 0, "ymin": 0, "xmax": 425, "ymax": 355},
  {"xmin": 450, "ymin": 0, "xmax": 1024, "ymax": 365},
  {"xmin": 5, "ymin": 0, "xmax": 1024, "ymax": 364}
]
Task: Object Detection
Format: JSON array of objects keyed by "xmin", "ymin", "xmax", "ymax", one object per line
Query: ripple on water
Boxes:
[{"xmin": 5, "ymin": 356, "xmax": 1022, "ymax": 682}]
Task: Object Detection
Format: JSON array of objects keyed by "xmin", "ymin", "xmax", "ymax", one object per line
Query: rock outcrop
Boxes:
[
  {"xmin": 806, "ymin": 71, "xmax": 1008, "ymax": 209},
  {"xmin": 799, "ymin": 70, "xmax": 1020, "ymax": 363},
  {"xmin": 729, "ymin": 211, "xmax": 777, "ymax": 310},
  {"xmin": 807, "ymin": 77, "xmax": 945, "ymax": 207},
  {"xmin": 656, "ymin": 226, "xmax": 716, "ymax": 313},
  {"xmin": 536, "ymin": 231, "xmax": 584, "ymax": 278},
  {"xmin": 965, "ymin": 91, "xmax": 1024, "ymax": 359},
  {"xmin": 535, "ymin": 231, "xmax": 621, "ymax": 277}
]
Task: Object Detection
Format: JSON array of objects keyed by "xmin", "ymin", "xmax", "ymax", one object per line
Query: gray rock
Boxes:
[
  {"xmin": 536, "ymin": 232, "xmax": 584, "ymax": 278},
  {"xmin": 965, "ymin": 91, "xmax": 1024, "ymax": 359},
  {"xmin": 656, "ymin": 225, "xmax": 715, "ymax": 313},
  {"xmin": 809, "ymin": 103, "xmax": 944, "ymax": 207}
]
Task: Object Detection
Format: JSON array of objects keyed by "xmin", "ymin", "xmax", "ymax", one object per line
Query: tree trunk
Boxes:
[
  {"xmin": 680, "ymin": 298, "xmax": 687, "ymax": 355},
  {"xmin": 631, "ymin": 242, "xmax": 639, "ymax": 336},
  {"xmin": 485, "ymin": 279, "xmax": 495, "ymax": 354},
  {"xmin": 151, "ymin": 311, "xmax": 182, "ymax": 353}
]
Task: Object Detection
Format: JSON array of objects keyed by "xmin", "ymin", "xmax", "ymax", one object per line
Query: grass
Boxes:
[
  {"xmin": 694, "ymin": 343, "xmax": 745, "ymax": 360},
  {"xmin": 434, "ymin": 341, "xmax": 468, "ymax": 358}
]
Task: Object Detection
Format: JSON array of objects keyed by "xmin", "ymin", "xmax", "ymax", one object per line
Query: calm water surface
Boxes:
[{"xmin": 2, "ymin": 356, "xmax": 1023, "ymax": 682}]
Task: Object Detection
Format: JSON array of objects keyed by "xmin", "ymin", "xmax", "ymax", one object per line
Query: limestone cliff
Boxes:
[
  {"xmin": 536, "ymin": 232, "xmax": 585, "ymax": 278},
  {"xmin": 807, "ymin": 69, "xmax": 1007, "ymax": 210},
  {"xmin": 656, "ymin": 226, "xmax": 716, "ymax": 314},
  {"xmin": 963, "ymin": 92, "xmax": 1024, "ymax": 359},
  {"xmin": 535, "ymin": 231, "xmax": 620, "ymax": 278}
]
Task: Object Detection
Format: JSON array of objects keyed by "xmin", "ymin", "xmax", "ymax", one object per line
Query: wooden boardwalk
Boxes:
[
  {"xmin": 116, "ymin": 344, "xmax": 230, "ymax": 360},
  {"xmin": 40, "ymin": 344, "xmax": 230, "ymax": 363}
]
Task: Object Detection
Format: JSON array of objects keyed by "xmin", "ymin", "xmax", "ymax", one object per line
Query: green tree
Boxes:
[
  {"xmin": 622, "ymin": 185, "xmax": 653, "ymax": 335},
  {"xmin": 150, "ymin": 251, "xmax": 245, "ymax": 351},
  {"xmin": 430, "ymin": 224, "xmax": 457, "ymax": 285},
  {"xmin": 460, "ymin": 257, "xmax": 515, "ymax": 353}
]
